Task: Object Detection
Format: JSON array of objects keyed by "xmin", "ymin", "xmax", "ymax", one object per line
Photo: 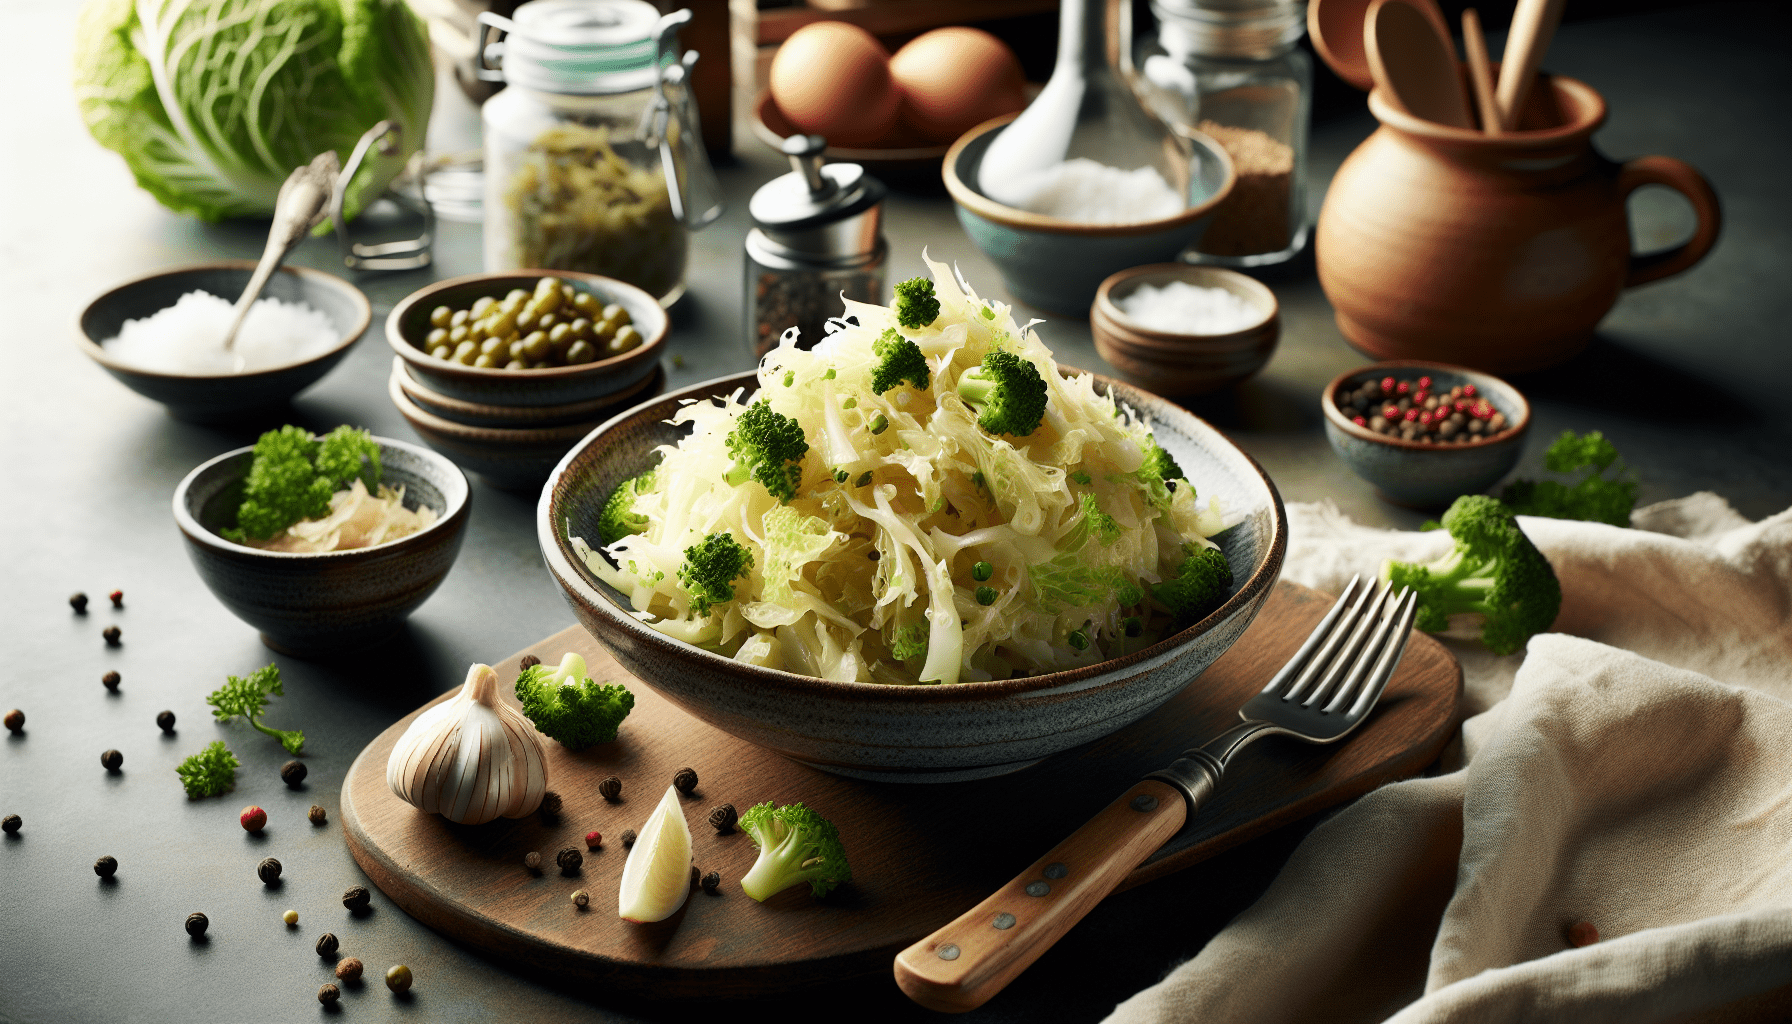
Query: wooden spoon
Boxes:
[
  {"xmin": 1365, "ymin": 0, "xmax": 1474, "ymax": 129},
  {"xmin": 1461, "ymin": 9, "xmax": 1502, "ymax": 134},
  {"xmin": 1496, "ymin": 0, "xmax": 1567, "ymax": 130}
]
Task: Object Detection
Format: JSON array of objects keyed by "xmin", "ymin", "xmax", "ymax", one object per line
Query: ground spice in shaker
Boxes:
[{"xmin": 1194, "ymin": 121, "xmax": 1294, "ymax": 257}]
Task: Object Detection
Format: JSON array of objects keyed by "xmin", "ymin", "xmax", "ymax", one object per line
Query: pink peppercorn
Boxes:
[
  {"xmin": 1352, "ymin": 415, "xmax": 1367, "ymax": 426},
  {"xmin": 1462, "ymin": 384, "xmax": 1477, "ymax": 397},
  {"xmin": 1381, "ymin": 376, "xmax": 1396, "ymax": 393},
  {"xmin": 1403, "ymin": 409, "xmax": 1419, "ymax": 422},
  {"xmin": 1395, "ymin": 380, "xmax": 1410, "ymax": 395},
  {"xmin": 1417, "ymin": 376, "xmax": 1432, "ymax": 390},
  {"xmin": 585, "ymin": 831, "xmax": 603, "ymax": 850},
  {"xmin": 240, "ymin": 805, "xmax": 267, "ymax": 833}
]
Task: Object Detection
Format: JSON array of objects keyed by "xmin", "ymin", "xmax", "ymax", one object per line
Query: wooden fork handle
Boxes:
[{"xmin": 893, "ymin": 780, "xmax": 1190, "ymax": 1013}]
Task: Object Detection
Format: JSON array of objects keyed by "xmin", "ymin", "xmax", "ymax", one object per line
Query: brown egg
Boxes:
[
  {"xmin": 890, "ymin": 27, "xmax": 1029, "ymax": 144},
  {"xmin": 769, "ymin": 22, "xmax": 900, "ymax": 149}
]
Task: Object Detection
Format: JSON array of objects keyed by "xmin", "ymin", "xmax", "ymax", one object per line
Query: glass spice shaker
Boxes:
[
  {"xmin": 1136, "ymin": 0, "xmax": 1312, "ymax": 266},
  {"xmin": 744, "ymin": 135, "xmax": 888, "ymax": 359}
]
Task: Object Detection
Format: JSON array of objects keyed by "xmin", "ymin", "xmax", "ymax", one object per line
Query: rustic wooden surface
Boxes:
[{"xmin": 340, "ymin": 581, "xmax": 1462, "ymax": 999}]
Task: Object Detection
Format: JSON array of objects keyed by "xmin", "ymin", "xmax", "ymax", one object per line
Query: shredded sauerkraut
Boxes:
[
  {"xmin": 245, "ymin": 480, "xmax": 437, "ymax": 553},
  {"xmin": 575, "ymin": 257, "xmax": 1227, "ymax": 684}
]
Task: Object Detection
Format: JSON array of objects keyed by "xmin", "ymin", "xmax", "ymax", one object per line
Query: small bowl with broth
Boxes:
[{"xmin": 387, "ymin": 271, "xmax": 667, "ymax": 407}]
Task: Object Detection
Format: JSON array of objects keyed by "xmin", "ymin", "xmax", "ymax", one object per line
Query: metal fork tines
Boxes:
[{"xmin": 1145, "ymin": 576, "xmax": 1420, "ymax": 813}]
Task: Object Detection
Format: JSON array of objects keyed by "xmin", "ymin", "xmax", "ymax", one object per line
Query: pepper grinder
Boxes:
[{"xmin": 744, "ymin": 135, "xmax": 888, "ymax": 358}]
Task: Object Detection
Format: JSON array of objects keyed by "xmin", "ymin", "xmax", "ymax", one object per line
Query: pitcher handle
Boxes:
[{"xmin": 1619, "ymin": 155, "xmax": 1722, "ymax": 288}]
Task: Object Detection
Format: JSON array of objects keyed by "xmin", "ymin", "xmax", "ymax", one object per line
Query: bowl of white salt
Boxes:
[
  {"xmin": 76, "ymin": 261, "xmax": 371, "ymax": 422},
  {"xmin": 1090, "ymin": 263, "xmax": 1279, "ymax": 397}
]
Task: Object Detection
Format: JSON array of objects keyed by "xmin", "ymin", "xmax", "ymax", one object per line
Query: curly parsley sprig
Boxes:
[
  {"xmin": 208, "ymin": 663, "xmax": 305, "ymax": 755},
  {"xmin": 175, "ymin": 741, "xmax": 239, "ymax": 799}
]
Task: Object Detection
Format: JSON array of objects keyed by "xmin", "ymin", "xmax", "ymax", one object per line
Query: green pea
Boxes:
[
  {"xmin": 1067, "ymin": 630, "xmax": 1089, "ymax": 650},
  {"xmin": 609, "ymin": 325, "xmax": 641, "ymax": 355},
  {"xmin": 522, "ymin": 330, "xmax": 552, "ymax": 361},
  {"xmin": 479, "ymin": 337, "xmax": 504, "ymax": 356},
  {"xmin": 452, "ymin": 340, "xmax": 478, "ymax": 365},
  {"xmin": 505, "ymin": 289, "xmax": 530, "ymax": 304},
  {"xmin": 473, "ymin": 352, "xmax": 502, "ymax": 369},
  {"xmin": 505, "ymin": 359, "xmax": 527, "ymax": 370},
  {"xmin": 515, "ymin": 309, "xmax": 538, "ymax": 334},
  {"xmin": 842, "ymin": 397, "xmax": 857, "ymax": 410},
  {"xmin": 450, "ymin": 309, "xmax": 470, "ymax": 328},
  {"xmin": 565, "ymin": 340, "xmax": 597, "ymax": 365},
  {"xmin": 572, "ymin": 291, "xmax": 599, "ymax": 315},
  {"xmin": 429, "ymin": 344, "xmax": 452, "ymax": 360},
  {"xmin": 855, "ymin": 471, "xmax": 872, "ymax": 487},
  {"xmin": 486, "ymin": 307, "xmax": 517, "ymax": 338},
  {"xmin": 824, "ymin": 368, "xmax": 837, "ymax": 379},
  {"xmin": 470, "ymin": 296, "xmax": 496, "ymax": 319},
  {"xmin": 591, "ymin": 316, "xmax": 618, "ymax": 340},
  {"xmin": 869, "ymin": 414, "xmax": 888, "ymax": 435},
  {"xmin": 568, "ymin": 317, "xmax": 592, "ymax": 340},
  {"xmin": 971, "ymin": 561, "xmax": 993, "ymax": 582},
  {"xmin": 449, "ymin": 325, "xmax": 469, "ymax": 346},
  {"xmin": 548, "ymin": 323, "xmax": 573, "ymax": 350},
  {"xmin": 428, "ymin": 305, "xmax": 452, "ymax": 328},
  {"xmin": 834, "ymin": 469, "xmax": 849, "ymax": 483},
  {"xmin": 601, "ymin": 303, "xmax": 627, "ymax": 326},
  {"xmin": 509, "ymin": 339, "xmax": 528, "ymax": 361},
  {"xmin": 532, "ymin": 278, "xmax": 563, "ymax": 314},
  {"xmin": 536, "ymin": 312, "xmax": 559, "ymax": 332},
  {"xmin": 976, "ymin": 586, "xmax": 998, "ymax": 606},
  {"xmin": 425, "ymin": 327, "xmax": 448, "ymax": 348}
]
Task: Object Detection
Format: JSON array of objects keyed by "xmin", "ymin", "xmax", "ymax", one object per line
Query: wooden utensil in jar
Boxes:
[
  {"xmin": 1461, "ymin": 9, "xmax": 1502, "ymax": 135},
  {"xmin": 1496, "ymin": 0, "xmax": 1567, "ymax": 129},
  {"xmin": 1365, "ymin": 0, "xmax": 1473, "ymax": 129}
]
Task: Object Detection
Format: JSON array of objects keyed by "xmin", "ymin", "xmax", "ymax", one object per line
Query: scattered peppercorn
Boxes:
[
  {"xmin": 2, "ymin": 815, "xmax": 19, "ymax": 835},
  {"xmin": 70, "ymin": 593, "xmax": 88, "ymax": 613},
  {"xmin": 520, "ymin": 654, "xmax": 541, "ymax": 671},
  {"xmin": 385, "ymin": 964, "xmax": 413, "ymax": 993},
  {"xmin": 283, "ymin": 909, "xmax": 299, "ymax": 926},
  {"xmin": 571, "ymin": 889, "xmax": 590, "ymax": 908},
  {"xmin": 556, "ymin": 847, "xmax": 583, "ymax": 875},
  {"xmin": 701, "ymin": 871, "xmax": 720, "ymax": 895},
  {"xmin": 342, "ymin": 886, "xmax": 370, "ymax": 912},
  {"xmin": 539, "ymin": 791, "xmax": 563, "ymax": 819},
  {"xmin": 94, "ymin": 855, "xmax": 118, "ymax": 878},
  {"xmin": 4, "ymin": 709, "xmax": 23, "ymax": 733},
  {"xmin": 524, "ymin": 851, "xmax": 542, "ymax": 871},
  {"xmin": 185, "ymin": 912, "xmax": 209, "ymax": 938},
  {"xmin": 620, "ymin": 829, "xmax": 637, "ymax": 849},
  {"xmin": 673, "ymin": 767, "xmax": 698, "ymax": 795},
  {"xmin": 318, "ymin": 984, "xmax": 340, "ymax": 1006},
  {"xmin": 584, "ymin": 831, "xmax": 602, "ymax": 850},
  {"xmin": 102, "ymin": 671, "xmax": 121, "ymax": 692},
  {"xmin": 1336, "ymin": 373, "xmax": 1512, "ymax": 445},
  {"xmin": 101, "ymin": 749, "xmax": 123, "ymax": 772},
  {"xmin": 240, "ymin": 805, "xmax": 267, "ymax": 833},
  {"xmin": 102, "ymin": 625, "xmax": 121, "ymax": 646},
  {"xmin": 316, "ymin": 933, "xmax": 340, "ymax": 957},
  {"xmin": 109, "ymin": 590, "xmax": 124, "ymax": 608},
  {"xmin": 708, "ymin": 804, "xmax": 738, "ymax": 834},
  {"xmin": 598, "ymin": 775, "xmax": 622, "ymax": 802},
  {"xmin": 281, "ymin": 760, "xmax": 308, "ymax": 788},
  {"xmin": 1567, "ymin": 920, "xmax": 1599, "ymax": 947},
  {"xmin": 335, "ymin": 957, "xmax": 363, "ymax": 982},
  {"xmin": 308, "ymin": 805, "xmax": 328, "ymax": 826},
  {"xmin": 258, "ymin": 858, "xmax": 283, "ymax": 884},
  {"xmin": 156, "ymin": 710, "xmax": 175, "ymax": 733}
]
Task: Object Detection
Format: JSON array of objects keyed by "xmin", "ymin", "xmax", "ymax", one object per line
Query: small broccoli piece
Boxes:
[
  {"xmin": 1152, "ymin": 545, "xmax": 1233, "ymax": 625},
  {"xmin": 678, "ymin": 533, "xmax": 754, "ymax": 617},
  {"xmin": 724, "ymin": 401, "xmax": 809, "ymax": 503},
  {"xmin": 1499, "ymin": 430, "xmax": 1636, "ymax": 527},
  {"xmin": 1382, "ymin": 494, "xmax": 1562, "ymax": 655},
  {"xmin": 1136, "ymin": 439, "xmax": 1185, "ymax": 509},
  {"xmin": 597, "ymin": 469, "xmax": 657, "ymax": 544},
  {"xmin": 871, "ymin": 329, "xmax": 930, "ymax": 393},
  {"xmin": 175, "ymin": 741, "xmax": 239, "ymax": 799},
  {"xmin": 514, "ymin": 653, "xmax": 635, "ymax": 749},
  {"xmin": 890, "ymin": 624, "xmax": 929, "ymax": 662},
  {"xmin": 207, "ymin": 664, "xmax": 304, "ymax": 755},
  {"xmin": 738, "ymin": 801, "xmax": 851, "ymax": 901},
  {"xmin": 894, "ymin": 277, "xmax": 940, "ymax": 329},
  {"xmin": 957, "ymin": 350, "xmax": 1048, "ymax": 437}
]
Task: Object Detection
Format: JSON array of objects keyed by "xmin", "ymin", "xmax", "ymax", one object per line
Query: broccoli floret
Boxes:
[
  {"xmin": 738, "ymin": 801, "xmax": 851, "ymax": 901},
  {"xmin": 175, "ymin": 740, "xmax": 239, "ymax": 799},
  {"xmin": 514, "ymin": 653, "xmax": 635, "ymax": 749},
  {"xmin": 1136, "ymin": 439, "xmax": 1185, "ymax": 509},
  {"xmin": 225, "ymin": 425, "xmax": 381, "ymax": 541},
  {"xmin": 724, "ymin": 401, "xmax": 809, "ymax": 503},
  {"xmin": 207, "ymin": 664, "xmax": 304, "ymax": 755},
  {"xmin": 1152, "ymin": 545, "xmax": 1233, "ymax": 625},
  {"xmin": 890, "ymin": 623, "xmax": 929, "ymax": 662},
  {"xmin": 1499, "ymin": 430, "xmax": 1636, "ymax": 527},
  {"xmin": 894, "ymin": 277, "xmax": 940, "ymax": 329},
  {"xmin": 871, "ymin": 329, "xmax": 930, "ymax": 393},
  {"xmin": 678, "ymin": 533, "xmax": 754, "ymax": 617},
  {"xmin": 957, "ymin": 350, "xmax": 1048, "ymax": 437},
  {"xmin": 597, "ymin": 469, "xmax": 656, "ymax": 544},
  {"xmin": 1382, "ymin": 494, "xmax": 1562, "ymax": 655}
]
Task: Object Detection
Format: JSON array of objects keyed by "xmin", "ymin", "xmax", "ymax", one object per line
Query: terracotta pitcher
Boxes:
[{"xmin": 1316, "ymin": 73, "xmax": 1721, "ymax": 373}]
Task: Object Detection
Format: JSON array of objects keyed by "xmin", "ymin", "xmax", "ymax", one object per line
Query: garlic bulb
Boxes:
[{"xmin": 387, "ymin": 663, "xmax": 548, "ymax": 824}]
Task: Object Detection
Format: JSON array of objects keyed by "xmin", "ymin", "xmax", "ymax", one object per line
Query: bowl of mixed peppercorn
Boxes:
[{"xmin": 1322, "ymin": 361, "xmax": 1530, "ymax": 508}]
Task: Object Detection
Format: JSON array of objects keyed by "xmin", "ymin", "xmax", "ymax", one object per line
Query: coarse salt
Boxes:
[
  {"xmin": 103, "ymin": 290, "xmax": 338, "ymax": 374},
  {"xmin": 989, "ymin": 158, "xmax": 1184, "ymax": 224},
  {"xmin": 1115, "ymin": 280, "xmax": 1259, "ymax": 334}
]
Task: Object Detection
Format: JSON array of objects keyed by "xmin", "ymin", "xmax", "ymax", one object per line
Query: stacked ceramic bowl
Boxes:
[
  {"xmin": 387, "ymin": 271, "xmax": 668, "ymax": 490},
  {"xmin": 1090, "ymin": 264, "xmax": 1280, "ymax": 397}
]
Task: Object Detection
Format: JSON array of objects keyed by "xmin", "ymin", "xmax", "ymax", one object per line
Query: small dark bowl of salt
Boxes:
[
  {"xmin": 1090, "ymin": 264, "xmax": 1279, "ymax": 397},
  {"xmin": 75, "ymin": 261, "xmax": 371, "ymax": 423}
]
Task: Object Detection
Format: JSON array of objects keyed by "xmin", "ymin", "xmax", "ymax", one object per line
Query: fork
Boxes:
[{"xmin": 893, "ymin": 576, "xmax": 1419, "ymax": 1013}]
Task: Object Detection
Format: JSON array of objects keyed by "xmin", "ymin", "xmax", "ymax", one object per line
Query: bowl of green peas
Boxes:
[{"xmin": 386, "ymin": 271, "xmax": 667, "ymax": 407}]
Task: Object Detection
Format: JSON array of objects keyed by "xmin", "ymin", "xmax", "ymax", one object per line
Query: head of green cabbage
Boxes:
[{"xmin": 74, "ymin": 0, "xmax": 435, "ymax": 222}]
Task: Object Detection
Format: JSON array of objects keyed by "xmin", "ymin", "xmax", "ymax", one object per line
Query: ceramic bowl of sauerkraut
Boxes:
[{"xmin": 539, "ymin": 257, "xmax": 1285, "ymax": 782}]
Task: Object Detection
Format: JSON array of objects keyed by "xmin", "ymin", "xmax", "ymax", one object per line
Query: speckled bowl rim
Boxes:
[
  {"xmin": 388, "ymin": 368, "xmax": 622, "ymax": 444},
  {"xmin": 943, "ymin": 114, "xmax": 1238, "ymax": 238},
  {"xmin": 1322, "ymin": 360, "xmax": 1531, "ymax": 453},
  {"xmin": 539, "ymin": 369, "xmax": 1288, "ymax": 703},
  {"xmin": 173, "ymin": 436, "xmax": 471, "ymax": 561},
  {"xmin": 1092, "ymin": 264, "xmax": 1279, "ymax": 347},
  {"xmin": 386, "ymin": 271, "xmax": 668, "ymax": 386},
  {"xmin": 391, "ymin": 357, "xmax": 664, "ymax": 425},
  {"xmin": 74, "ymin": 261, "xmax": 371, "ymax": 381}
]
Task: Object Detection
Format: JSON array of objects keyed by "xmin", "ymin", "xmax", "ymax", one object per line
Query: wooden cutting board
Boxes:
[{"xmin": 340, "ymin": 581, "xmax": 1461, "ymax": 999}]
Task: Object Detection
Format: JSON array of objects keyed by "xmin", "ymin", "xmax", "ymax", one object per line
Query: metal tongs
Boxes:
[
  {"xmin": 330, "ymin": 119, "xmax": 434, "ymax": 271},
  {"xmin": 640, "ymin": 9, "xmax": 724, "ymax": 231}
]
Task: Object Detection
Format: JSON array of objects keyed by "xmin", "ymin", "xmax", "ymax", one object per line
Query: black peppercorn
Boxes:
[
  {"xmin": 620, "ymin": 829, "xmax": 637, "ymax": 849},
  {"xmin": 701, "ymin": 871, "xmax": 721, "ymax": 895},
  {"xmin": 156, "ymin": 710, "xmax": 175, "ymax": 733},
  {"xmin": 308, "ymin": 805, "xmax": 328, "ymax": 826},
  {"xmin": 316, "ymin": 932, "xmax": 339, "ymax": 957},
  {"xmin": 280, "ymin": 760, "xmax": 308, "ymax": 788},
  {"xmin": 2, "ymin": 814, "xmax": 19, "ymax": 835},
  {"xmin": 69, "ymin": 592, "xmax": 88, "ymax": 613},
  {"xmin": 520, "ymin": 654, "xmax": 541, "ymax": 671},
  {"xmin": 185, "ymin": 912, "xmax": 208, "ymax": 937},
  {"xmin": 102, "ymin": 671, "xmax": 121, "ymax": 692},
  {"xmin": 708, "ymin": 804, "xmax": 737, "ymax": 834},
  {"xmin": 523, "ymin": 851, "xmax": 542, "ymax": 871},
  {"xmin": 335, "ymin": 957, "xmax": 363, "ymax": 982},
  {"xmin": 94, "ymin": 855, "xmax": 118, "ymax": 878},
  {"xmin": 556, "ymin": 847, "xmax": 582, "ymax": 875},
  {"xmin": 673, "ymin": 767, "xmax": 698, "ymax": 795},
  {"xmin": 100, "ymin": 749, "xmax": 122, "ymax": 772},
  {"xmin": 598, "ymin": 775, "xmax": 622, "ymax": 802},
  {"xmin": 258, "ymin": 857, "xmax": 282, "ymax": 884},
  {"xmin": 342, "ymin": 886, "xmax": 370, "ymax": 912},
  {"xmin": 102, "ymin": 625, "xmax": 121, "ymax": 646},
  {"xmin": 539, "ymin": 791, "xmax": 562, "ymax": 819},
  {"xmin": 3, "ymin": 709, "xmax": 22, "ymax": 733},
  {"xmin": 318, "ymin": 983, "xmax": 340, "ymax": 1006}
]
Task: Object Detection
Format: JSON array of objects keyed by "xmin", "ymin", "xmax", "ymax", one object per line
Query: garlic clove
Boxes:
[
  {"xmin": 387, "ymin": 664, "xmax": 549, "ymax": 824},
  {"xmin": 618, "ymin": 785, "xmax": 693, "ymax": 923}
]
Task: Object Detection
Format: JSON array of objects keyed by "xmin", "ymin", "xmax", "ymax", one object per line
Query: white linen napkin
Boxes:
[{"xmin": 1105, "ymin": 494, "xmax": 1792, "ymax": 1023}]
